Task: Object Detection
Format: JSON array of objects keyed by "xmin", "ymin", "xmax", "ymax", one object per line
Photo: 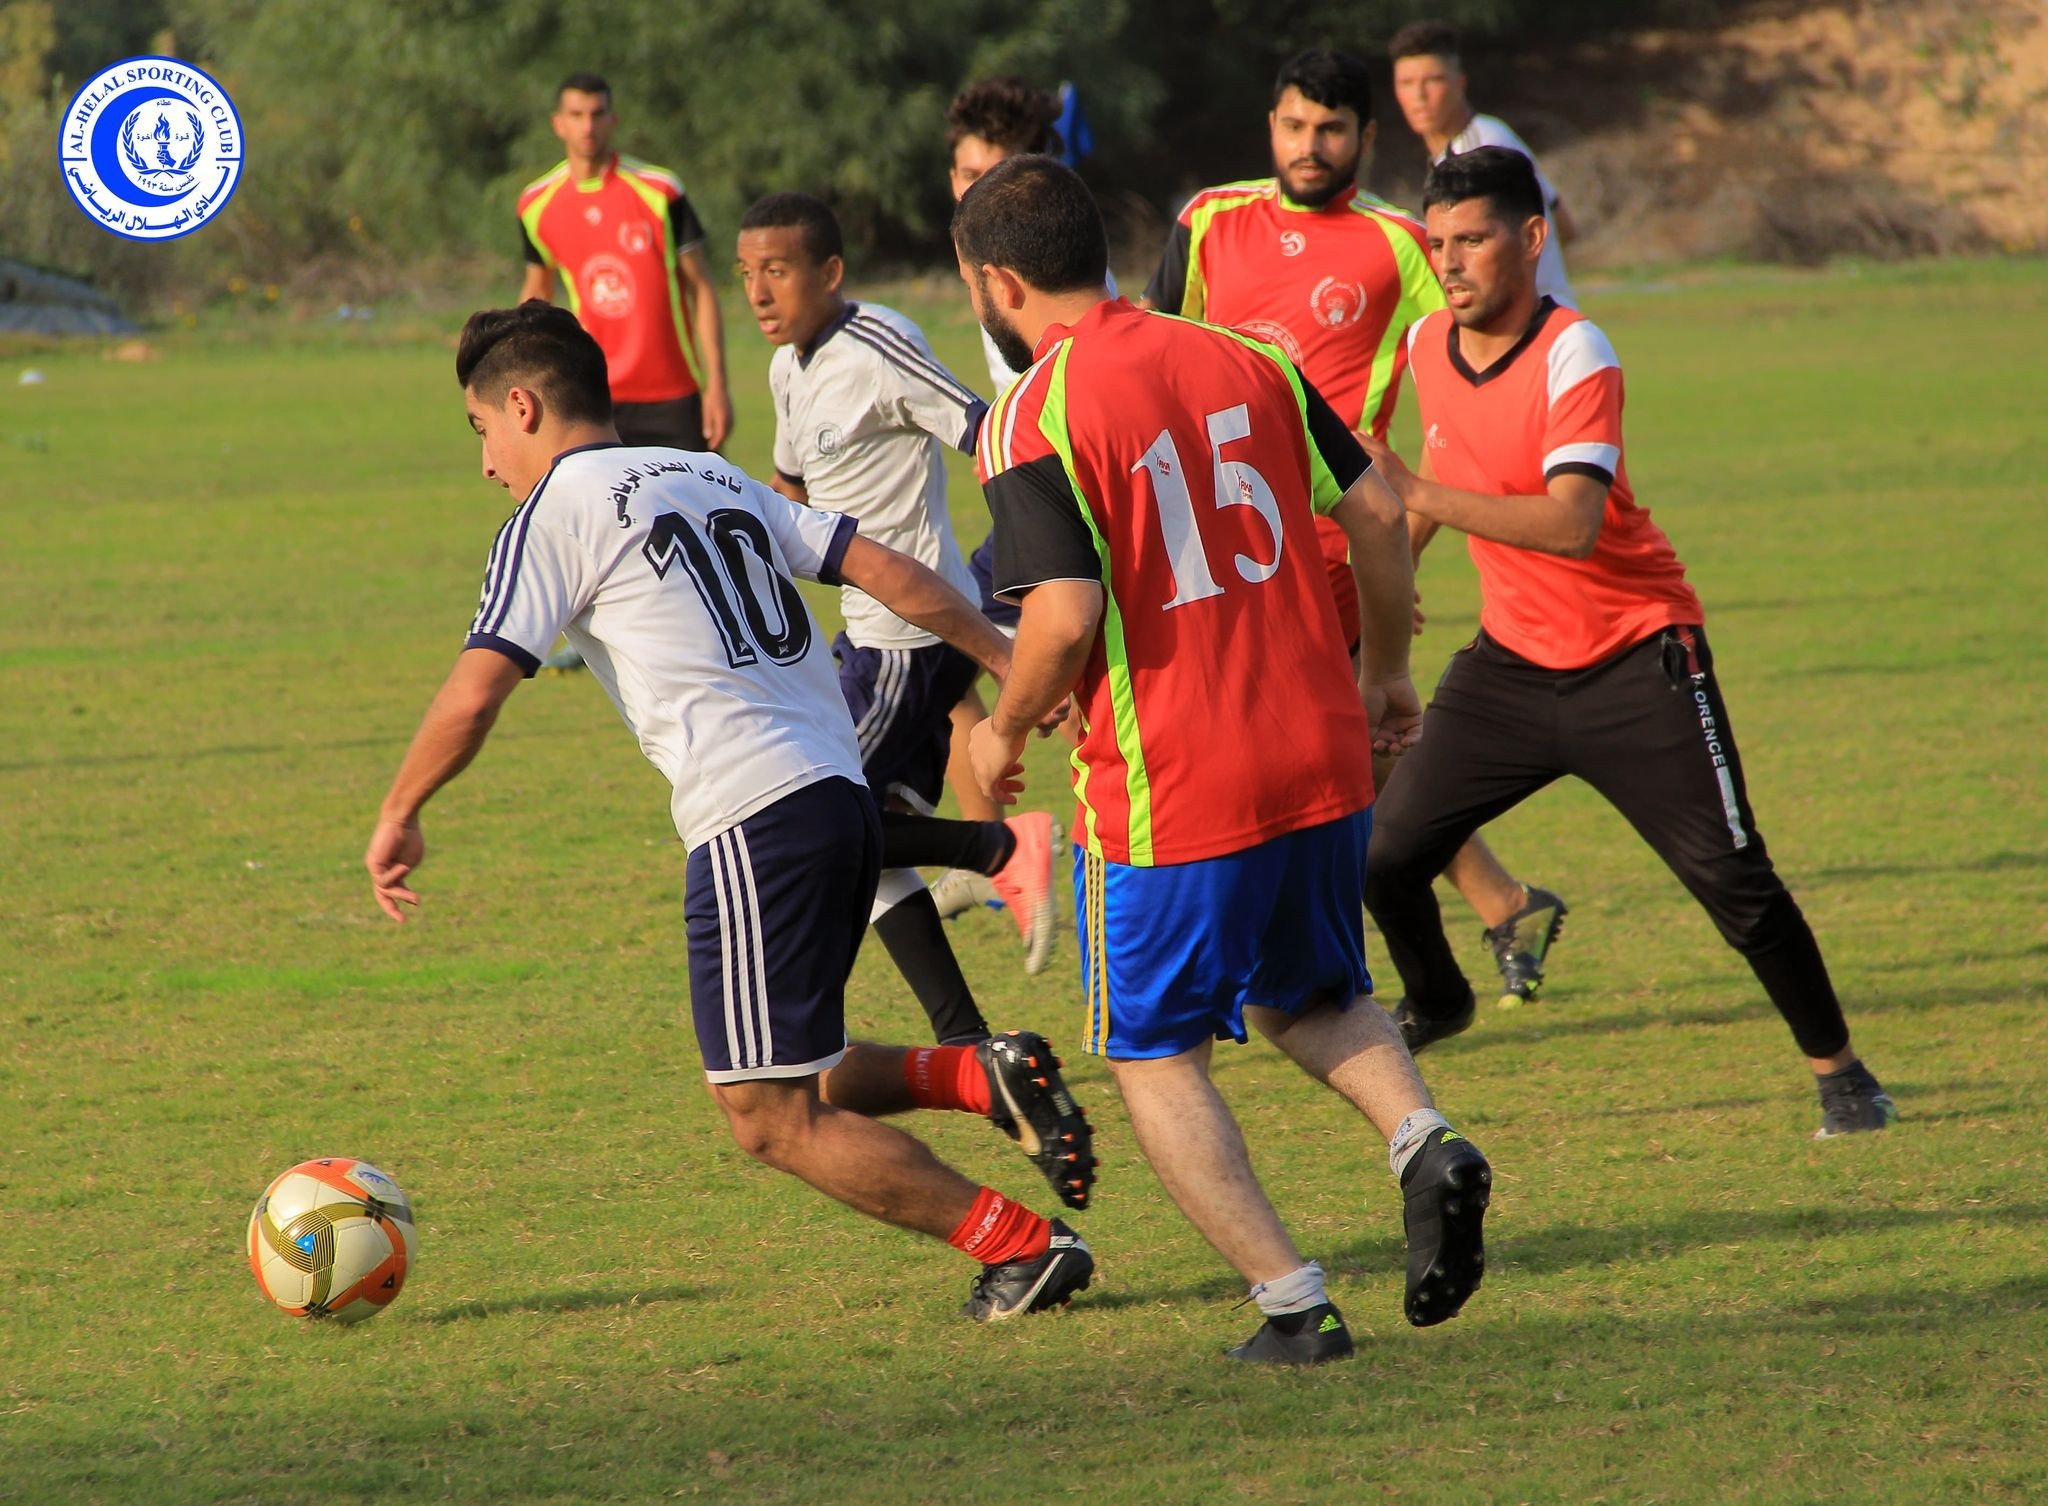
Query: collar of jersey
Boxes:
[
  {"xmin": 1273, "ymin": 181, "xmax": 1361, "ymax": 215},
  {"xmin": 798, "ymin": 301, "xmax": 860, "ymax": 366},
  {"xmin": 1447, "ymin": 296, "xmax": 1559, "ymax": 387},
  {"xmin": 1035, "ymin": 295, "xmax": 1130, "ymax": 359},
  {"xmin": 571, "ymin": 154, "xmax": 618, "ymax": 192}
]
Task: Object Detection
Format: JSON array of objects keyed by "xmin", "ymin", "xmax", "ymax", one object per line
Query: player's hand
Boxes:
[
  {"xmin": 1362, "ymin": 674, "xmax": 1424, "ymax": 757},
  {"xmin": 702, "ymin": 387, "xmax": 735, "ymax": 451},
  {"xmin": 365, "ymin": 817, "xmax": 426, "ymax": 923},
  {"xmin": 1355, "ymin": 431, "xmax": 1416, "ymax": 499},
  {"xmin": 969, "ymin": 719, "xmax": 1028, "ymax": 806}
]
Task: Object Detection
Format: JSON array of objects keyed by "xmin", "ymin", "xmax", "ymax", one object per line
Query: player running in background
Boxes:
[
  {"xmin": 958, "ymin": 156, "xmax": 1492, "ymax": 1362},
  {"xmin": 735, "ymin": 191, "xmax": 1063, "ymax": 1048},
  {"xmin": 516, "ymin": 72, "xmax": 734, "ymax": 673},
  {"xmin": 1143, "ymin": 47, "xmax": 1571, "ymax": 1012},
  {"xmin": 365, "ymin": 302, "xmax": 1095, "ymax": 1318},
  {"xmin": 925, "ymin": 77, "xmax": 1120, "ymax": 922},
  {"xmin": 1388, "ymin": 21, "xmax": 1578, "ymax": 308},
  {"xmin": 1356, "ymin": 149, "xmax": 1896, "ymax": 1139}
]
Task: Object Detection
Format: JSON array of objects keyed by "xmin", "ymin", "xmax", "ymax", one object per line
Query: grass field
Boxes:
[{"xmin": 4, "ymin": 258, "xmax": 2045, "ymax": 1505}]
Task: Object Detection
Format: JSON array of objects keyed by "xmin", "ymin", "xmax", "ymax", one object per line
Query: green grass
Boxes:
[{"xmin": 3, "ymin": 258, "xmax": 2045, "ymax": 1505}]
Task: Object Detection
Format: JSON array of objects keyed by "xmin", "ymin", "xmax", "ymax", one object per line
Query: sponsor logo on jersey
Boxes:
[
  {"xmin": 816, "ymin": 424, "xmax": 845, "ymax": 458},
  {"xmin": 1310, "ymin": 277, "xmax": 1368, "ymax": 329},
  {"xmin": 581, "ymin": 254, "xmax": 636, "ymax": 317},
  {"xmin": 584, "ymin": 204, "xmax": 603, "ymax": 225},
  {"xmin": 58, "ymin": 56, "xmax": 243, "ymax": 241},
  {"xmin": 619, "ymin": 219, "xmax": 653, "ymax": 255},
  {"xmin": 1279, "ymin": 229, "xmax": 1307, "ymax": 257},
  {"xmin": 1427, "ymin": 422, "xmax": 1448, "ymax": 450}
]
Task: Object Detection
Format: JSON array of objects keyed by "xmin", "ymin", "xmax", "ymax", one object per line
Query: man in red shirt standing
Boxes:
[
  {"xmin": 957, "ymin": 155, "xmax": 1493, "ymax": 1363},
  {"xmin": 1144, "ymin": 48, "xmax": 1570, "ymax": 1013},
  {"xmin": 1357, "ymin": 148, "xmax": 1896, "ymax": 1139},
  {"xmin": 518, "ymin": 73, "xmax": 732, "ymax": 454}
]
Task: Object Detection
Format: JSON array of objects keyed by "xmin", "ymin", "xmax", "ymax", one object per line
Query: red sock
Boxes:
[
  {"xmin": 946, "ymin": 1187, "xmax": 1051, "ymax": 1266},
  {"xmin": 903, "ymin": 1046, "xmax": 991, "ymax": 1115}
]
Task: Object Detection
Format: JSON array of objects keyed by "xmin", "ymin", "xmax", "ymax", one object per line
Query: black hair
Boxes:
[
  {"xmin": 950, "ymin": 154, "xmax": 1108, "ymax": 294},
  {"xmin": 1272, "ymin": 47, "xmax": 1373, "ymax": 122},
  {"xmin": 738, "ymin": 191, "xmax": 845, "ymax": 267},
  {"xmin": 1387, "ymin": 21, "xmax": 1462, "ymax": 68},
  {"xmin": 556, "ymin": 72, "xmax": 611, "ymax": 104},
  {"xmin": 948, "ymin": 76, "xmax": 1063, "ymax": 155},
  {"xmin": 455, "ymin": 300, "xmax": 612, "ymax": 424},
  {"xmin": 1421, "ymin": 145, "xmax": 1546, "ymax": 226}
]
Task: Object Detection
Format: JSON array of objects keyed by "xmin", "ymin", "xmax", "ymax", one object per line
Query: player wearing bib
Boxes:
[
  {"xmin": 956, "ymin": 155, "xmax": 1492, "ymax": 1364},
  {"xmin": 1390, "ymin": 22, "xmax": 1577, "ymax": 308},
  {"xmin": 737, "ymin": 193, "xmax": 1063, "ymax": 1052},
  {"xmin": 1141, "ymin": 50, "xmax": 1569, "ymax": 1012},
  {"xmin": 1356, "ymin": 149, "xmax": 1895, "ymax": 1140},
  {"xmin": 364, "ymin": 302, "xmax": 1097, "ymax": 1320}
]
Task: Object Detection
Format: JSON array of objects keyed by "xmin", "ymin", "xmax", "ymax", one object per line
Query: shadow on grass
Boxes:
[
  {"xmin": 418, "ymin": 1283, "xmax": 703, "ymax": 1324},
  {"xmin": 1801, "ymin": 850, "xmax": 2048, "ymax": 884},
  {"xmin": 1324, "ymin": 1199, "xmax": 2048, "ymax": 1282}
]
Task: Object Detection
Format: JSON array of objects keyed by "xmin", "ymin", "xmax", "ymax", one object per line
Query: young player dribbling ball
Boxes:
[{"xmin": 364, "ymin": 302, "xmax": 1097, "ymax": 1320}]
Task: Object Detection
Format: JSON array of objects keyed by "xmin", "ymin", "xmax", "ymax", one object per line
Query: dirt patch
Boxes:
[{"xmin": 1404, "ymin": 0, "xmax": 2048, "ymax": 265}]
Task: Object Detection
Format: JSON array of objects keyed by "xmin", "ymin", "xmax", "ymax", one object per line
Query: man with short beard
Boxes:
[{"xmin": 1144, "ymin": 48, "xmax": 1572, "ymax": 1016}]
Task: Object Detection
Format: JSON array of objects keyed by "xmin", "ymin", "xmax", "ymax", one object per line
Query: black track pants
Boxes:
[{"xmin": 1363, "ymin": 625, "xmax": 1850, "ymax": 1059}]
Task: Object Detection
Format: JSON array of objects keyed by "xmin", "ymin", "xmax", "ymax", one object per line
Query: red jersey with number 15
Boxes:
[
  {"xmin": 1405, "ymin": 300, "xmax": 1702, "ymax": 669},
  {"xmin": 978, "ymin": 300, "xmax": 1376, "ymax": 867}
]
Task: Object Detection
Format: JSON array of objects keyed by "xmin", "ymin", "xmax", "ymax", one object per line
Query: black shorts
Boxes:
[
  {"xmin": 614, "ymin": 394, "xmax": 706, "ymax": 450},
  {"xmin": 684, "ymin": 777, "xmax": 880, "ymax": 1082},
  {"xmin": 833, "ymin": 632, "xmax": 982, "ymax": 810}
]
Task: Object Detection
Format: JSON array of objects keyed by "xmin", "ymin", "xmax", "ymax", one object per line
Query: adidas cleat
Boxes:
[
  {"xmin": 1400, "ymin": 1128, "xmax": 1490, "ymax": 1328},
  {"xmin": 1483, "ymin": 886, "xmax": 1569, "ymax": 1008},
  {"xmin": 1226, "ymin": 1302, "xmax": 1355, "ymax": 1366},
  {"xmin": 990, "ymin": 813, "xmax": 1062, "ymax": 974},
  {"xmin": 1392, "ymin": 994, "xmax": 1476, "ymax": 1056},
  {"xmin": 979, "ymin": 1029, "xmax": 1097, "ymax": 1210},
  {"xmin": 962, "ymin": 1219, "xmax": 1093, "ymax": 1321},
  {"xmin": 1814, "ymin": 1062, "xmax": 1898, "ymax": 1139}
]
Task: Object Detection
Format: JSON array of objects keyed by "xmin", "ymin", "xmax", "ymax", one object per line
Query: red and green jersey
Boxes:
[
  {"xmin": 517, "ymin": 154, "xmax": 707, "ymax": 404},
  {"xmin": 1144, "ymin": 179, "xmax": 1444, "ymax": 440},
  {"xmin": 977, "ymin": 299, "xmax": 1377, "ymax": 867}
]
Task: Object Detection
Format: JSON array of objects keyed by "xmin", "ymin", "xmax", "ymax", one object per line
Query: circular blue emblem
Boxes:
[{"xmin": 57, "ymin": 56, "xmax": 244, "ymax": 241}]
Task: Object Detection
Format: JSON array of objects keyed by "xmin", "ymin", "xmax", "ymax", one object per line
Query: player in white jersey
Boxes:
[
  {"xmin": 1389, "ymin": 21, "xmax": 1578, "ymax": 309},
  {"xmin": 364, "ymin": 302, "xmax": 1097, "ymax": 1316},
  {"xmin": 737, "ymin": 192, "xmax": 1062, "ymax": 1053}
]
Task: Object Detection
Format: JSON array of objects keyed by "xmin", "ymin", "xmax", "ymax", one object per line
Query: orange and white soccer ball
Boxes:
[{"xmin": 247, "ymin": 1158, "xmax": 417, "ymax": 1323}]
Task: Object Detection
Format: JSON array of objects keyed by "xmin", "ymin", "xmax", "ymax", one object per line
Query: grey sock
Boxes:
[
  {"xmin": 1388, "ymin": 1108, "xmax": 1452, "ymax": 1180},
  {"xmin": 1250, "ymin": 1261, "xmax": 1328, "ymax": 1318}
]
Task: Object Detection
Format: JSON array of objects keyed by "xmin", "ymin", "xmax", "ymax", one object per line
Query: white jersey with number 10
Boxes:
[{"xmin": 464, "ymin": 442, "xmax": 868, "ymax": 851}]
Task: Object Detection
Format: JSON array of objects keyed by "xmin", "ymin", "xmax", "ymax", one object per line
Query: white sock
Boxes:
[
  {"xmin": 1250, "ymin": 1261, "xmax": 1327, "ymax": 1317},
  {"xmin": 1388, "ymin": 1108, "xmax": 1452, "ymax": 1181}
]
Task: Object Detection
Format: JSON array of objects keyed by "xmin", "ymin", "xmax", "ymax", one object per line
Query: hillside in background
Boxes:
[{"xmin": 1397, "ymin": 0, "xmax": 2048, "ymax": 266}]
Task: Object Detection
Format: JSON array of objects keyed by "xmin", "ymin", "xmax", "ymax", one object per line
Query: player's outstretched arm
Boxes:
[
  {"xmin": 675, "ymin": 245, "xmax": 732, "ymax": 448},
  {"xmin": 835, "ymin": 535, "xmax": 1012, "ymax": 681},
  {"xmin": 365, "ymin": 648, "xmax": 526, "ymax": 922},
  {"xmin": 1357, "ymin": 432, "xmax": 1606, "ymax": 558},
  {"xmin": 972, "ymin": 579, "xmax": 1103, "ymax": 803}
]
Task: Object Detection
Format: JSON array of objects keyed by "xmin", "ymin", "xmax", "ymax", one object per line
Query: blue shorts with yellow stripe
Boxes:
[{"xmin": 1073, "ymin": 808, "xmax": 1375, "ymax": 1059}]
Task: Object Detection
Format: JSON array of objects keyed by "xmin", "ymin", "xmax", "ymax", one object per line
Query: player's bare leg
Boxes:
[
  {"xmin": 1248, "ymin": 997, "xmax": 1493, "ymax": 1330},
  {"xmin": 1447, "ymin": 835, "xmax": 1570, "ymax": 1009},
  {"xmin": 1108, "ymin": 1040, "xmax": 1303, "ymax": 1283},
  {"xmin": 945, "ymin": 688, "xmax": 1002, "ymax": 824}
]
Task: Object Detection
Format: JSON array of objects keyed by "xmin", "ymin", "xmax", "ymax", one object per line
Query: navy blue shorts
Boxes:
[
  {"xmin": 685, "ymin": 777, "xmax": 881, "ymax": 1082},
  {"xmin": 1074, "ymin": 809, "xmax": 1375, "ymax": 1059},
  {"xmin": 969, "ymin": 536, "xmax": 1021, "ymax": 631},
  {"xmin": 834, "ymin": 632, "xmax": 982, "ymax": 810}
]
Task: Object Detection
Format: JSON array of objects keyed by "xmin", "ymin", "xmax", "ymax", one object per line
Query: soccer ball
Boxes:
[{"xmin": 247, "ymin": 1158, "xmax": 417, "ymax": 1323}]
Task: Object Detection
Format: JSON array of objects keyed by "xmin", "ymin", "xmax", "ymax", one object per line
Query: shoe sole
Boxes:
[
  {"xmin": 1404, "ymin": 1149, "xmax": 1490, "ymax": 1328},
  {"xmin": 1021, "ymin": 819, "xmax": 1064, "ymax": 976},
  {"xmin": 970, "ymin": 1244, "xmax": 1094, "ymax": 1322},
  {"xmin": 986, "ymin": 1030, "xmax": 1096, "ymax": 1210}
]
